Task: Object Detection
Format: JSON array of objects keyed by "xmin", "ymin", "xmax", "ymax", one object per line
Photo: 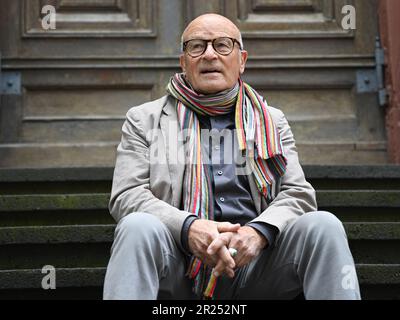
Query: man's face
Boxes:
[{"xmin": 179, "ymin": 16, "xmax": 248, "ymax": 94}]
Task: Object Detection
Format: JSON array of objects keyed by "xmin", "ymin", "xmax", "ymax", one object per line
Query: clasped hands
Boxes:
[{"xmin": 188, "ymin": 219, "xmax": 267, "ymax": 278}]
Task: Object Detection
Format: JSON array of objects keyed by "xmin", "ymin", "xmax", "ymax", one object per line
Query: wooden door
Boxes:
[{"xmin": 0, "ymin": 0, "xmax": 387, "ymax": 167}]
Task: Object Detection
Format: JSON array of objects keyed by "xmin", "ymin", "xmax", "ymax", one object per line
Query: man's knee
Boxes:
[
  {"xmin": 114, "ymin": 212, "xmax": 168, "ymax": 243},
  {"xmin": 294, "ymin": 211, "xmax": 346, "ymax": 240}
]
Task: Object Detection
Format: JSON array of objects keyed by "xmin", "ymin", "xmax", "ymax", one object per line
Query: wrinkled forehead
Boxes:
[{"xmin": 182, "ymin": 17, "xmax": 240, "ymax": 41}]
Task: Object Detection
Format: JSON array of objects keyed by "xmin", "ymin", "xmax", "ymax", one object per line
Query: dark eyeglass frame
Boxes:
[{"xmin": 182, "ymin": 37, "xmax": 242, "ymax": 58}]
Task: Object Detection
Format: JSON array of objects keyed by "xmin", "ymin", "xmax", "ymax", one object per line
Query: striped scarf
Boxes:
[{"xmin": 166, "ymin": 73, "xmax": 287, "ymax": 299}]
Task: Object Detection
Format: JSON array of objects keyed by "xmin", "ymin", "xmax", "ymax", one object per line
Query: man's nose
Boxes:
[{"xmin": 202, "ymin": 42, "xmax": 218, "ymax": 59}]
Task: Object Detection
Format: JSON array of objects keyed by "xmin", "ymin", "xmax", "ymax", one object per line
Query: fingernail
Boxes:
[
  {"xmin": 213, "ymin": 271, "xmax": 219, "ymax": 277},
  {"xmin": 207, "ymin": 249, "xmax": 213, "ymax": 254}
]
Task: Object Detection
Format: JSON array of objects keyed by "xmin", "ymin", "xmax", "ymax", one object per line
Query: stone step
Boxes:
[
  {"xmin": 21, "ymin": 117, "xmax": 358, "ymax": 143},
  {"xmin": 0, "ymin": 243, "xmax": 110, "ymax": 269},
  {"xmin": 0, "ymin": 166, "xmax": 398, "ymax": 181},
  {"xmin": 0, "ymin": 143, "xmax": 118, "ymax": 168},
  {"xmin": 296, "ymin": 142, "xmax": 388, "ymax": 165},
  {"xmin": 356, "ymin": 264, "xmax": 400, "ymax": 285},
  {"xmin": 1, "ymin": 166, "xmax": 399, "ymax": 190},
  {"xmin": 0, "ymin": 264, "xmax": 398, "ymax": 290},
  {"xmin": 0, "ymin": 225, "xmax": 114, "ymax": 245},
  {"xmin": 0, "ymin": 223, "xmax": 399, "ymax": 245},
  {"xmin": 1, "ymin": 240, "xmax": 397, "ymax": 270},
  {"xmin": 344, "ymin": 222, "xmax": 400, "ymax": 240},
  {"xmin": 0, "ymin": 223, "xmax": 398, "ymax": 271},
  {"xmin": 0, "ymin": 166, "xmax": 398, "ymax": 299},
  {"xmin": 19, "ymin": 113, "xmax": 360, "ymax": 142},
  {"xmin": 305, "ymin": 165, "xmax": 400, "ymax": 190},
  {"xmin": 323, "ymin": 208, "xmax": 400, "ymax": 222},
  {"xmin": 0, "ymin": 165, "xmax": 400, "ymax": 195},
  {"xmin": 1, "ymin": 208, "xmax": 399, "ymax": 227},
  {"xmin": 21, "ymin": 119, "xmax": 124, "ymax": 143},
  {"xmin": 0, "ymin": 194, "xmax": 110, "ymax": 212},
  {"xmin": 0, "ymin": 267, "xmax": 106, "ymax": 290},
  {"xmin": 0, "ymin": 143, "xmax": 388, "ymax": 168},
  {"xmin": 0, "ymin": 209, "xmax": 114, "ymax": 227},
  {"xmin": 303, "ymin": 165, "xmax": 400, "ymax": 179},
  {"xmin": 317, "ymin": 190, "xmax": 400, "ymax": 207},
  {"xmin": 289, "ymin": 116, "xmax": 358, "ymax": 142},
  {"xmin": 1, "ymin": 190, "xmax": 399, "ymax": 212},
  {"xmin": 0, "ymin": 167, "xmax": 114, "ymax": 182}
]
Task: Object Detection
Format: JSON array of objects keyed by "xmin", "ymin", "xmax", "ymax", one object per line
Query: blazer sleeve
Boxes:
[
  {"xmin": 250, "ymin": 109, "xmax": 318, "ymax": 242},
  {"xmin": 108, "ymin": 107, "xmax": 193, "ymax": 250}
]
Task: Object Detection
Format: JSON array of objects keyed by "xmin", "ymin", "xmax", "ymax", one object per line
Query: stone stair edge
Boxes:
[
  {"xmin": 0, "ymin": 223, "xmax": 399, "ymax": 245},
  {"xmin": 1, "ymin": 190, "xmax": 399, "ymax": 212},
  {"xmin": 1, "ymin": 264, "xmax": 398, "ymax": 289},
  {"xmin": 1, "ymin": 165, "xmax": 400, "ymax": 182}
]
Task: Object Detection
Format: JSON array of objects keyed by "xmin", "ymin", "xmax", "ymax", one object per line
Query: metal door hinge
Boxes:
[
  {"xmin": 356, "ymin": 37, "xmax": 388, "ymax": 107},
  {"xmin": 0, "ymin": 53, "xmax": 21, "ymax": 95},
  {"xmin": 1, "ymin": 72, "xmax": 21, "ymax": 95}
]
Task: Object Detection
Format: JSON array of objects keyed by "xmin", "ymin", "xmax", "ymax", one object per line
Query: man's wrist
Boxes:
[
  {"xmin": 246, "ymin": 222, "xmax": 278, "ymax": 248},
  {"xmin": 248, "ymin": 226, "xmax": 268, "ymax": 248},
  {"xmin": 181, "ymin": 215, "xmax": 198, "ymax": 255}
]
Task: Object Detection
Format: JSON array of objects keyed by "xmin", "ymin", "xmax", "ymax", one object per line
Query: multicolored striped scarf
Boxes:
[{"xmin": 166, "ymin": 73, "xmax": 287, "ymax": 299}]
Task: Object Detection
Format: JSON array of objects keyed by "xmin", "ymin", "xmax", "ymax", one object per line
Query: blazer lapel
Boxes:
[{"xmin": 160, "ymin": 100, "xmax": 185, "ymax": 208}]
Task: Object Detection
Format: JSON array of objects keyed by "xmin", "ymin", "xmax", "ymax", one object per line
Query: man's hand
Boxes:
[
  {"xmin": 188, "ymin": 219, "xmax": 240, "ymax": 277},
  {"xmin": 207, "ymin": 226, "xmax": 268, "ymax": 276}
]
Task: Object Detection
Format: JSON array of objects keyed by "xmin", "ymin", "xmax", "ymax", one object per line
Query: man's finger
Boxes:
[
  {"xmin": 218, "ymin": 245, "xmax": 236, "ymax": 269},
  {"xmin": 216, "ymin": 222, "xmax": 240, "ymax": 233},
  {"xmin": 213, "ymin": 257, "xmax": 235, "ymax": 278},
  {"xmin": 233, "ymin": 248, "xmax": 257, "ymax": 269},
  {"xmin": 207, "ymin": 233, "xmax": 231, "ymax": 255},
  {"xmin": 204, "ymin": 246, "xmax": 238, "ymax": 277}
]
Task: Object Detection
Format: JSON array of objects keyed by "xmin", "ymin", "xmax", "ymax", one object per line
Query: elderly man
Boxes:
[{"xmin": 103, "ymin": 14, "xmax": 360, "ymax": 300}]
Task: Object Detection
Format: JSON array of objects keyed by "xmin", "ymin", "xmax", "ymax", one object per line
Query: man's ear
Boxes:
[
  {"xmin": 239, "ymin": 50, "xmax": 248, "ymax": 74},
  {"xmin": 179, "ymin": 54, "xmax": 186, "ymax": 73}
]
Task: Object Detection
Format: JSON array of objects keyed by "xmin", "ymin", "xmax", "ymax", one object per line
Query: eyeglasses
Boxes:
[{"xmin": 182, "ymin": 37, "xmax": 242, "ymax": 58}]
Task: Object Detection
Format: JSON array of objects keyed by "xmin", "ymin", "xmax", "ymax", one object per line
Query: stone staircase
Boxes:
[{"xmin": 0, "ymin": 166, "xmax": 399, "ymax": 300}]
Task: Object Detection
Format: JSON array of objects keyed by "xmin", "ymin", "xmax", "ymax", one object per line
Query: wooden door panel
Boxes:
[
  {"xmin": 231, "ymin": 0, "xmax": 353, "ymax": 38},
  {"xmin": 21, "ymin": 119, "xmax": 125, "ymax": 143},
  {"xmin": 24, "ymin": 88, "xmax": 151, "ymax": 117},
  {"xmin": 5, "ymin": 0, "xmax": 181, "ymax": 58},
  {"xmin": 21, "ymin": 85, "xmax": 151, "ymax": 143},
  {"xmin": 23, "ymin": 0, "xmax": 155, "ymax": 37},
  {"xmin": 0, "ymin": 0, "xmax": 387, "ymax": 167},
  {"xmin": 20, "ymin": 68, "xmax": 157, "ymax": 144}
]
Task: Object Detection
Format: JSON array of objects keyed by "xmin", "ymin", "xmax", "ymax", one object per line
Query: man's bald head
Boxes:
[{"xmin": 181, "ymin": 14, "xmax": 243, "ymax": 51}]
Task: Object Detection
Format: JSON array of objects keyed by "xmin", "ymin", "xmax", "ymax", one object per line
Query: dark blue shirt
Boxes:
[{"xmin": 181, "ymin": 109, "xmax": 278, "ymax": 255}]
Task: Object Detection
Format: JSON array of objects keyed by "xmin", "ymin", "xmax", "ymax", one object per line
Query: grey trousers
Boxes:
[{"xmin": 103, "ymin": 211, "xmax": 361, "ymax": 300}]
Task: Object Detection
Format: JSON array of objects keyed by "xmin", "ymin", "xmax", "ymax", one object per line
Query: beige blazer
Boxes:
[{"xmin": 109, "ymin": 95, "xmax": 317, "ymax": 251}]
